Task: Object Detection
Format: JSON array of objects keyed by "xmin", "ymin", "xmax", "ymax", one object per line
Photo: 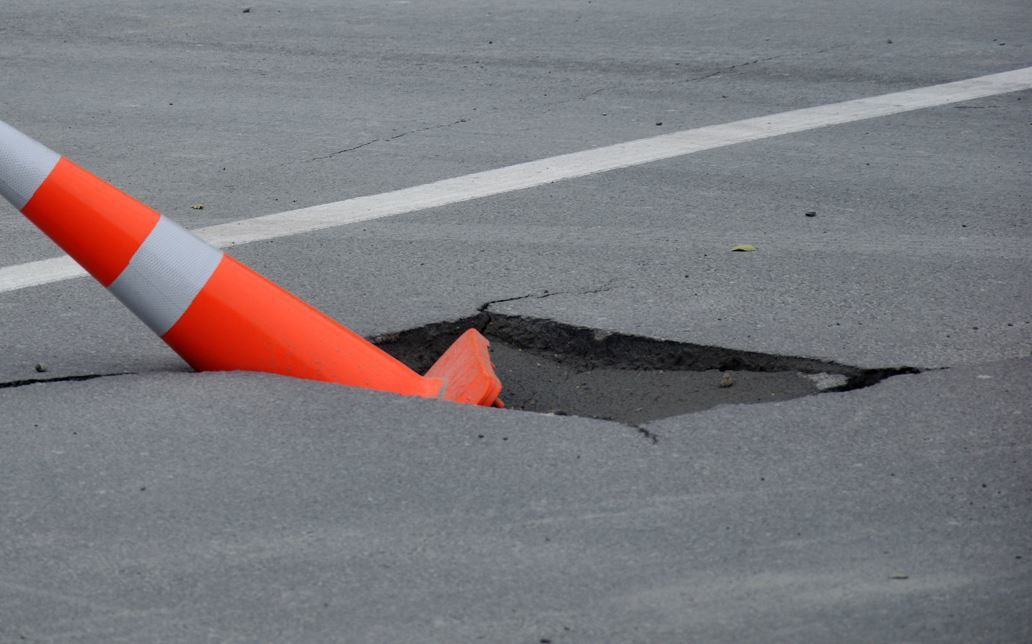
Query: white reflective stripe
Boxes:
[
  {"xmin": 108, "ymin": 216, "xmax": 223, "ymax": 336},
  {"xmin": 0, "ymin": 120, "xmax": 61, "ymax": 210}
]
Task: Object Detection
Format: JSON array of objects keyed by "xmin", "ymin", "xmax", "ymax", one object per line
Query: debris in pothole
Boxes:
[{"xmin": 803, "ymin": 372, "xmax": 849, "ymax": 390}]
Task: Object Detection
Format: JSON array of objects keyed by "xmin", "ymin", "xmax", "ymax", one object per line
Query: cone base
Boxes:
[{"xmin": 426, "ymin": 329, "xmax": 504, "ymax": 407}]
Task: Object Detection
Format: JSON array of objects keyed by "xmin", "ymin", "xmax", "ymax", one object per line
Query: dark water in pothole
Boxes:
[{"xmin": 373, "ymin": 313, "xmax": 917, "ymax": 425}]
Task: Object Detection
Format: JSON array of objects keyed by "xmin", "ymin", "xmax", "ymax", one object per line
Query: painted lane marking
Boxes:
[{"xmin": 2, "ymin": 65, "xmax": 1030, "ymax": 294}]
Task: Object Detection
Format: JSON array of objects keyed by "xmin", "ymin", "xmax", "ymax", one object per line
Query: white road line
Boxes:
[{"xmin": 2, "ymin": 66, "xmax": 1030, "ymax": 294}]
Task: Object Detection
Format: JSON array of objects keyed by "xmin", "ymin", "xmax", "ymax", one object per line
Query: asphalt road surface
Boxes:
[{"xmin": 1, "ymin": 1, "xmax": 1030, "ymax": 641}]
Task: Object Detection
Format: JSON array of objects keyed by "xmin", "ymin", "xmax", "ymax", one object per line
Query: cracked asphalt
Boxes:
[{"xmin": 1, "ymin": 0, "xmax": 1030, "ymax": 641}]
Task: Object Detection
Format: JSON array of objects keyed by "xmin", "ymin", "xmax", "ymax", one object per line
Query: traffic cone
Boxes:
[{"xmin": 0, "ymin": 119, "xmax": 503, "ymax": 407}]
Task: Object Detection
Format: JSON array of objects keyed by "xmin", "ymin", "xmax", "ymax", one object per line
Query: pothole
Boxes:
[{"xmin": 373, "ymin": 312, "xmax": 920, "ymax": 425}]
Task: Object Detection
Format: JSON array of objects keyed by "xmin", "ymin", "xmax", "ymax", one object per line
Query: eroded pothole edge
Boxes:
[{"xmin": 373, "ymin": 311, "xmax": 921, "ymax": 426}]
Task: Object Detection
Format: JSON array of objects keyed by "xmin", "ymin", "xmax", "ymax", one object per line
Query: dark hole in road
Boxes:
[{"xmin": 373, "ymin": 313, "xmax": 919, "ymax": 425}]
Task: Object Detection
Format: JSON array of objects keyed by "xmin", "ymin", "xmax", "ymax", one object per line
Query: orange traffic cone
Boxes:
[{"xmin": 0, "ymin": 119, "xmax": 503, "ymax": 407}]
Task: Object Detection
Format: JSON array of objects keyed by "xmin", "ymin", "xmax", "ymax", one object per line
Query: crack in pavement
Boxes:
[
  {"xmin": 685, "ymin": 53, "xmax": 788, "ymax": 82},
  {"xmin": 307, "ymin": 118, "xmax": 469, "ymax": 161},
  {"xmin": 634, "ymin": 426, "xmax": 660, "ymax": 445},
  {"xmin": 478, "ymin": 283, "xmax": 617, "ymax": 313},
  {"xmin": 0, "ymin": 372, "xmax": 135, "ymax": 390},
  {"xmin": 556, "ymin": 44, "xmax": 850, "ymax": 106},
  {"xmin": 683, "ymin": 45, "xmax": 847, "ymax": 82},
  {"xmin": 308, "ymin": 139, "xmax": 379, "ymax": 160},
  {"xmin": 472, "ymin": 282, "xmax": 665, "ymax": 445},
  {"xmin": 0, "ymin": 285, "xmax": 616, "ymax": 391},
  {"xmin": 386, "ymin": 118, "xmax": 469, "ymax": 141}
]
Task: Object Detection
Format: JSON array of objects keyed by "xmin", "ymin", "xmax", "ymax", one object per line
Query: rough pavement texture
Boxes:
[
  {"xmin": 1, "ymin": 0, "xmax": 1030, "ymax": 641},
  {"xmin": 1, "ymin": 360, "xmax": 1029, "ymax": 641}
]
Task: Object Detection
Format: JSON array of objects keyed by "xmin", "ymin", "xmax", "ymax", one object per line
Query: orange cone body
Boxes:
[
  {"xmin": 0, "ymin": 119, "xmax": 502, "ymax": 406},
  {"xmin": 165, "ymin": 255, "xmax": 443, "ymax": 398}
]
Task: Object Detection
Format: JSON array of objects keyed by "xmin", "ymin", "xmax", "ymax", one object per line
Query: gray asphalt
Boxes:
[
  {"xmin": 2, "ymin": 360, "xmax": 1029, "ymax": 642},
  {"xmin": 1, "ymin": 0, "xmax": 1030, "ymax": 641}
]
